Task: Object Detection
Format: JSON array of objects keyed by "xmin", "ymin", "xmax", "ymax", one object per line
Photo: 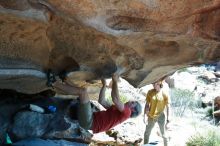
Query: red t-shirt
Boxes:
[{"xmin": 91, "ymin": 105, "xmax": 131, "ymax": 133}]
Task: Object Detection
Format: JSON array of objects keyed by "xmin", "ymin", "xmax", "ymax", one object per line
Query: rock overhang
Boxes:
[{"xmin": 0, "ymin": 0, "xmax": 219, "ymax": 93}]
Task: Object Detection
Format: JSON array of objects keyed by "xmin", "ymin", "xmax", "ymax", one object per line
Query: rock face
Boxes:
[
  {"xmin": 0, "ymin": 0, "xmax": 220, "ymax": 93},
  {"xmin": 214, "ymin": 96, "xmax": 220, "ymax": 121},
  {"xmin": 215, "ymin": 96, "xmax": 220, "ymax": 108}
]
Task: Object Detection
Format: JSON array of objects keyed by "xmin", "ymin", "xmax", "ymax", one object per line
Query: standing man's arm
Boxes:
[
  {"xmin": 144, "ymin": 102, "xmax": 150, "ymax": 116},
  {"xmin": 98, "ymin": 79, "xmax": 111, "ymax": 109},
  {"xmin": 144, "ymin": 91, "xmax": 151, "ymax": 123},
  {"xmin": 166, "ymin": 104, "xmax": 170, "ymax": 123},
  {"xmin": 111, "ymin": 74, "xmax": 124, "ymax": 112},
  {"xmin": 165, "ymin": 92, "xmax": 171, "ymax": 123},
  {"xmin": 144, "ymin": 101, "xmax": 150, "ymax": 123}
]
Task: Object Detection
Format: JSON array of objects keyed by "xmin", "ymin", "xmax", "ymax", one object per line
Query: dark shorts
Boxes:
[{"xmin": 78, "ymin": 102, "xmax": 93, "ymax": 130}]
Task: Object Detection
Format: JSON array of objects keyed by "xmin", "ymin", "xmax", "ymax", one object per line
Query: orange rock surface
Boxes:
[{"xmin": 0, "ymin": 0, "xmax": 219, "ymax": 93}]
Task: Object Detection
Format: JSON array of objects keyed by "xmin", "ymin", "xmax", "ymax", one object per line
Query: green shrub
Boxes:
[
  {"xmin": 106, "ymin": 93, "xmax": 128, "ymax": 105},
  {"xmin": 170, "ymin": 88, "xmax": 196, "ymax": 117},
  {"xmin": 206, "ymin": 107, "xmax": 213, "ymax": 117},
  {"xmin": 177, "ymin": 67, "xmax": 189, "ymax": 73},
  {"xmin": 186, "ymin": 130, "xmax": 220, "ymax": 146}
]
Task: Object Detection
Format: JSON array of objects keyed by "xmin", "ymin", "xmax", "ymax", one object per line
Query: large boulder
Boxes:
[
  {"xmin": 0, "ymin": 0, "xmax": 220, "ymax": 94},
  {"xmin": 215, "ymin": 96, "xmax": 220, "ymax": 108},
  {"xmin": 12, "ymin": 111, "xmax": 53, "ymax": 139},
  {"xmin": 0, "ymin": 93, "xmax": 93, "ymax": 145},
  {"xmin": 214, "ymin": 96, "xmax": 220, "ymax": 125},
  {"xmin": 198, "ymin": 71, "xmax": 218, "ymax": 83},
  {"xmin": 169, "ymin": 72, "xmax": 197, "ymax": 91},
  {"xmin": 214, "ymin": 96, "xmax": 220, "ymax": 112}
]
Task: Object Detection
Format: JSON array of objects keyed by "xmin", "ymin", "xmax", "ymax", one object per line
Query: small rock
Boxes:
[
  {"xmin": 213, "ymin": 72, "xmax": 220, "ymax": 78},
  {"xmin": 199, "ymin": 71, "xmax": 217, "ymax": 83}
]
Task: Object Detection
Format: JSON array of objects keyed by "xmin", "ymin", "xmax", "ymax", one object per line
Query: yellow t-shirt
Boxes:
[{"xmin": 146, "ymin": 89, "xmax": 170, "ymax": 119}]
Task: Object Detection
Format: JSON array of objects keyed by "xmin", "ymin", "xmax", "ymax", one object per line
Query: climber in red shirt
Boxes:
[{"xmin": 50, "ymin": 73, "xmax": 142, "ymax": 133}]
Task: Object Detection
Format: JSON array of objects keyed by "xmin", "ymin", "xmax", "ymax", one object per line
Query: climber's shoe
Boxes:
[{"xmin": 46, "ymin": 69, "xmax": 56, "ymax": 87}]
